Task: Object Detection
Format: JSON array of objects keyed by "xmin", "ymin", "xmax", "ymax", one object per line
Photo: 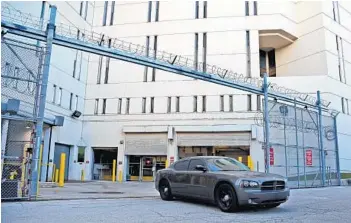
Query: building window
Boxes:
[
  {"xmin": 346, "ymin": 98, "xmax": 350, "ymax": 115},
  {"xmin": 13, "ymin": 67, "xmax": 19, "ymax": 89},
  {"xmin": 117, "ymin": 98, "xmax": 122, "ymax": 114},
  {"xmin": 75, "ymin": 95, "xmax": 79, "ymax": 110},
  {"xmin": 102, "ymin": 1, "xmax": 108, "ymax": 26},
  {"xmin": 155, "ymin": 1, "xmax": 160, "ymax": 22},
  {"xmin": 176, "ymin": 96, "xmax": 180, "ymax": 112},
  {"xmin": 69, "ymin": 93, "xmax": 74, "ymax": 110},
  {"xmin": 84, "ymin": 1, "xmax": 88, "ymax": 20},
  {"xmin": 58, "ymin": 87, "xmax": 63, "ymax": 106},
  {"xmin": 253, "ymin": 1, "xmax": 258, "ymax": 15},
  {"xmin": 97, "ymin": 56, "xmax": 103, "ymax": 84},
  {"xmin": 52, "ymin": 85, "xmax": 57, "ymax": 103},
  {"xmin": 77, "ymin": 146, "xmax": 85, "ymax": 163},
  {"xmin": 229, "ymin": 95, "xmax": 233, "ymax": 112},
  {"xmin": 245, "ymin": 1, "xmax": 249, "ymax": 16},
  {"xmin": 257, "ymin": 95, "xmax": 261, "ymax": 111},
  {"xmin": 147, "ymin": 1, "xmax": 152, "ymax": 22},
  {"xmin": 167, "ymin": 97, "xmax": 171, "ymax": 113},
  {"xmin": 79, "ymin": 1, "xmax": 84, "ymax": 16},
  {"xmin": 110, "ymin": 1, "xmax": 115, "ymax": 25},
  {"xmin": 341, "ymin": 97, "xmax": 346, "ymax": 113},
  {"xmin": 220, "ymin": 95, "xmax": 224, "ymax": 112},
  {"xmin": 260, "ymin": 49, "xmax": 276, "ymax": 77},
  {"xmin": 152, "ymin": 36, "xmax": 158, "ymax": 81},
  {"xmin": 104, "ymin": 58, "xmax": 110, "ymax": 84},
  {"xmin": 194, "ymin": 33, "xmax": 199, "ymax": 70},
  {"xmin": 195, "ymin": 1, "xmax": 199, "ymax": 19},
  {"xmin": 247, "ymin": 94, "xmax": 252, "ymax": 111},
  {"xmin": 203, "ymin": 1, "xmax": 207, "ymax": 18},
  {"xmin": 125, "ymin": 98, "xmax": 130, "ymax": 114},
  {"xmin": 193, "ymin": 96, "xmax": 198, "ymax": 112},
  {"xmin": 246, "ymin": 30, "xmax": 251, "ymax": 77},
  {"xmin": 102, "ymin": 99, "xmax": 107, "ymax": 114},
  {"xmin": 142, "ymin": 97, "xmax": 146, "ymax": 113},
  {"xmin": 202, "ymin": 96, "xmax": 206, "ymax": 112},
  {"xmin": 150, "ymin": 97, "xmax": 155, "ymax": 113},
  {"xmin": 202, "ymin": 33, "xmax": 207, "ymax": 72},
  {"xmin": 144, "ymin": 36, "xmax": 150, "ymax": 82},
  {"xmin": 94, "ymin": 99, "xmax": 99, "ymax": 114}
]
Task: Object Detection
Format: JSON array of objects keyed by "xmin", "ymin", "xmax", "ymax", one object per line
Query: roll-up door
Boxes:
[
  {"xmin": 177, "ymin": 132, "xmax": 251, "ymax": 147},
  {"xmin": 125, "ymin": 133, "xmax": 167, "ymax": 155}
]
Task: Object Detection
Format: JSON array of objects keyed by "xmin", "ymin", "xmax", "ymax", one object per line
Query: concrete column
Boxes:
[
  {"xmin": 167, "ymin": 126, "xmax": 178, "ymax": 164},
  {"xmin": 1, "ymin": 118, "xmax": 10, "ymax": 158},
  {"xmin": 40, "ymin": 127, "xmax": 51, "ymax": 182},
  {"xmin": 117, "ymin": 145, "xmax": 125, "ymax": 182}
]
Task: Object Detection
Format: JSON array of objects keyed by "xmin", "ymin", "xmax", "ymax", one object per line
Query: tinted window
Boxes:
[
  {"xmin": 206, "ymin": 157, "xmax": 250, "ymax": 171},
  {"xmin": 174, "ymin": 160, "xmax": 189, "ymax": 171},
  {"xmin": 188, "ymin": 159, "xmax": 205, "ymax": 171}
]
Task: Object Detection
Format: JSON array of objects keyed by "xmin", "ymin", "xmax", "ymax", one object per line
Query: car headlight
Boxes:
[{"xmin": 240, "ymin": 180, "xmax": 259, "ymax": 189}]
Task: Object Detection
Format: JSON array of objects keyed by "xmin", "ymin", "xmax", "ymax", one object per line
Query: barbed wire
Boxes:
[{"xmin": 1, "ymin": 5, "xmax": 331, "ymax": 108}]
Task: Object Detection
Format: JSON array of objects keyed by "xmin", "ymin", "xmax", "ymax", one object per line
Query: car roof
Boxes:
[{"xmin": 177, "ymin": 156, "xmax": 228, "ymax": 161}]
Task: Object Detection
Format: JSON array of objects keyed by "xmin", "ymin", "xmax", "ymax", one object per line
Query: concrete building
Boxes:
[{"xmin": 2, "ymin": 1, "xmax": 351, "ymax": 183}]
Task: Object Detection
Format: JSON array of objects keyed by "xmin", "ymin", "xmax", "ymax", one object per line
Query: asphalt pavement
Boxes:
[{"xmin": 2, "ymin": 186, "xmax": 351, "ymax": 223}]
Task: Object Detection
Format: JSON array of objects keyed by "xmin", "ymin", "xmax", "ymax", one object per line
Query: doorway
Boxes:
[
  {"xmin": 127, "ymin": 155, "xmax": 166, "ymax": 181},
  {"xmin": 53, "ymin": 143, "xmax": 70, "ymax": 181},
  {"xmin": 92, "ymin": 147, "xmax": 118, "ymax": 181}
]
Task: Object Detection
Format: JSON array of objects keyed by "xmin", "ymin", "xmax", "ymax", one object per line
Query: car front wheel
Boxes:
[
  {"xmin": 215, "ymin": 183, "xmax": 239, "ymax": 212},
  {"xmin": 159, "ymin": 179, "xmax": 173, "ymax": 201}
]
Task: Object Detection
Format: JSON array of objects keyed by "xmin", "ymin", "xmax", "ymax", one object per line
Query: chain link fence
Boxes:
[
  {"xmin": 1, "ymin": 37, "xmax": 44, "ymax": 200},
  {"xmin": 258, "ymin": 100, "xmax": 339, "ymax": 188}
]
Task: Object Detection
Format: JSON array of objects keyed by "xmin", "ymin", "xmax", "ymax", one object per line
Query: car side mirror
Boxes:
[{"xmin": 195, "ymin": 165, "xmax": 207, "ymax": 172}]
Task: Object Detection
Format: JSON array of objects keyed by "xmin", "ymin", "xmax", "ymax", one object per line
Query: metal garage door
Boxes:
[
  {"xmin": 177, "ymin": 132, "xmax": 251, "ymax": 147},
  {"xmin": 54, "ymin": 143, "xmax": 70, "ymax": 180},
  {"xmin": 125, "ymin": 133, "xmax": 167, "ymax": 155}
]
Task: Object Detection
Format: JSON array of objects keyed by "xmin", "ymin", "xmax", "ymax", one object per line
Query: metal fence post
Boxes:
[
  {"xmin": 263, "ymin": 73, "xmax": 270, "ymax": 173},
  {"xmin": 317, "ymin": 91, "xmax": 326, "ymax": 186},
  {"xmin": 30, "ymin": 5, "xmax": 57, "ymax": 198},
  {"xmin": 301, "ymin": 109, "xmax": 307, "ymax": 187},
  {"xmin": 294, "ymin": 99, "xmax": 300, "ymax": 188},
  {"xmin": 333, "ymin": 114, "xmax": 341, "ymax": 186}
]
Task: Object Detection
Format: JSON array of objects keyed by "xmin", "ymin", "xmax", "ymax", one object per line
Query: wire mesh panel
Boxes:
[
  {"xmin": 261, "ymin": 100, "xmax": 339, "ymax": 188},
  {"xmin": 1, "ymin": 38, "xmax": 44, "ymax": 200}
]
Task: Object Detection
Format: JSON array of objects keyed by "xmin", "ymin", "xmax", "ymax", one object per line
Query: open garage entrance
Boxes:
[
  {"xmin": 177, "ymin": 131, "xmax": 251, "ymax": 166},
  {"xmin": 92, "ymin": 147, "xmax": 118, "ymax": 181}
]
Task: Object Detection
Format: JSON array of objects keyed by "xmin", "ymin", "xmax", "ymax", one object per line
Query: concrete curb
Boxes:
[{"xmin": 3, "ymin": 195, "xmax": 159, "ymax": 203}]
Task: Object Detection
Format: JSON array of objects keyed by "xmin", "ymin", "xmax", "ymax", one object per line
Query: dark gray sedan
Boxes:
[{"xmin": 155, "ymin": 156, "xmax": 290, "ymax": 212}]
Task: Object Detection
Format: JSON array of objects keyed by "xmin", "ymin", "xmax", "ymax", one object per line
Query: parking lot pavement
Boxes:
[{"xmin": 2, "ymin": 186, "xmax": 351, "ymax": 223}]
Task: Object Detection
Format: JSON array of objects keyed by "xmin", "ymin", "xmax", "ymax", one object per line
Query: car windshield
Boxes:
[{"xmin": 206, "ymin": 157, "xmax": 250, "ymax": 171}]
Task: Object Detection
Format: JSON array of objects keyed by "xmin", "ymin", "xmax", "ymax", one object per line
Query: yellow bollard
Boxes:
[
  {"xmin": 248, "ymin": 156, "xmax": 254, "ymax": 170},
  {"xmin": 118, "ymin": 170, "xmax": 123, "ymax": 182},
  {"xmin": 112, "ymin": 159, "xmax": 116, "ymax": 182},
  {"xmin": 37, "ymin": 145, "xmax": 43, "ymax": 197},
  {"xmin": 238, "ymin": 157, "xmax": 242, "ymax": 163},
  {"xmin": 58, "ymin": 153, "xmax": 66, "ymax": 187},
  {"xmin": 81, "ymin": 169, "xmax": 85, "ymax": 181},
  {"xmin": 55, "ymin": 169, "xmax": 59, "ymax": 183},
  {"xmin": 165, "ymin": 159, "xmax": 169, "ymax": 168},
  {"xmin": 52, "ymin": 164, "xmax": 56, "ymax": 183}
]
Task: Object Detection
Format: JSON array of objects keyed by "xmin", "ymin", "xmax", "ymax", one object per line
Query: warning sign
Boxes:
[
  {"xmin": 306, "ymin": 150, "xmax": 312, "ymax": 166},
  {"xmin": 269, "ymin": 147, "xmax": 274, "ymax": 165}
]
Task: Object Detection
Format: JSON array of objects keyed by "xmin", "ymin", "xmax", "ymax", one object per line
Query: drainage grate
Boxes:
[{"xmin": 79, "ymin": 191, "xmax": 124, "ymax": 194}]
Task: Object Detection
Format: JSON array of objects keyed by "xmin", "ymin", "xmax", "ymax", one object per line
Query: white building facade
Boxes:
[{"xmin": 2, "ymin": 1, "xmax": 351, "ymax": 183}]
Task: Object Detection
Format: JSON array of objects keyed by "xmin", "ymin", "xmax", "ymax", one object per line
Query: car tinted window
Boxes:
[
  {"xmin": 188, "ymin": 159, "xmax": 204, "ymax": 171},
  {"xmin": 206, "ymin": 157, "xmax": 250, "ymax": 171},
  {"xmin": 174, "ymin": 160, "xmax": 189, "ymax": 171}
]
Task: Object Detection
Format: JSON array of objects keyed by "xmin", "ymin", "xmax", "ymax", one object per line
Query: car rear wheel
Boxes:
[
  {"xmin": 215, "ymin": 183, "xmax": 238, "ymax": 212},
  {"xmin": 159, "ymin": 180, "xmax": 173, "ymax": 201}
]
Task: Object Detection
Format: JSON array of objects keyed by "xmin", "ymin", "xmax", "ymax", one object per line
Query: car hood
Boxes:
[{"xmin": 218, "ymin": 171, "xmax": 286, "ymax": 180}]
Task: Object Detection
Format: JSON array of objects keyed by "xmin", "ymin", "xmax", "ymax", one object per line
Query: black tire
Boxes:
[
  {"xmin": 215, "ymin": 183, "xmax": 239, "ymax": 212},
  {"xmin": 264, "ymin": 203, "xmax": 280, "ymax": 209},
  {"xmin": 159, "ymin": 179, "xmax": 173, "ymax": 201}
]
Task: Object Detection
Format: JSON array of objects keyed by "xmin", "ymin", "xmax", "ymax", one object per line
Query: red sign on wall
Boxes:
[
  {"xmin": 306, "ymin": 150, "xmax": 313, "ymax": 166},
  {"xmin": 170, "ymin": 156, "xmax": 174, "ymax": 164},
  {"xmin": 269, "ymin": 147, "xmax": 274, "ymax": 165}
]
